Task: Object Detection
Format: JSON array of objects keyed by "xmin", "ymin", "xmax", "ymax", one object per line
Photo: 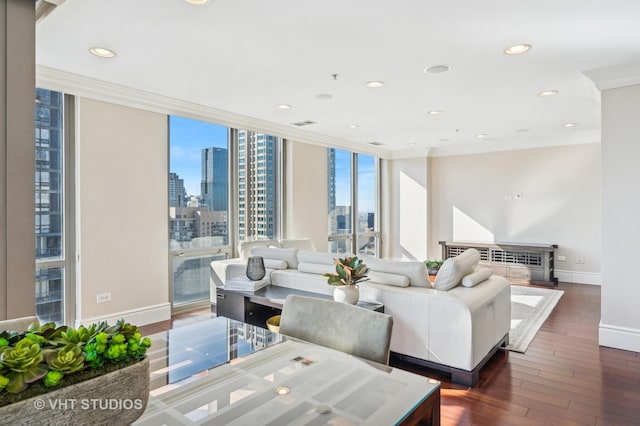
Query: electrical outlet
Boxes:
[
  {"xmin": 557, "ymin": 255, "xmax": 566, "ymax": 261},
  {"xmin": 96, "ymin": 292, "xmax": 112, "ymax": 304},
  {"xmin": 575, "ymin": 257, "xmax": 585, "ymax": 264}
]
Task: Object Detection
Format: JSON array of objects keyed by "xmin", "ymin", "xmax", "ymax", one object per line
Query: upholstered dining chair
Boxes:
[{"xmin": 279, "ymin": 295, "xmax": 394, "ymax": 365}]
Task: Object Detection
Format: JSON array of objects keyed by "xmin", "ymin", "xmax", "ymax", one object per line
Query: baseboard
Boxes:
[
  {"xmin": 76, "ymin": 303, "xmax": 171, "ymax": 328},
  {"xmin": 555, "ymin": 269, "xmax": 601, "ymax": 285},
  {"xmin": 599, "ymin": 322, "xmax": 640, "ymax": 352}
]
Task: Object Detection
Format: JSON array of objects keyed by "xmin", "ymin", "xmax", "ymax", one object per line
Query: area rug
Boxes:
[{"xmin": 506, "ymin": 285, "xmax": 564, "ymax": 353}]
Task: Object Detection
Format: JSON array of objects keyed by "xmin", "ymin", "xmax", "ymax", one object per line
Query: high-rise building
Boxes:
[
  {"xmin": 169, "ymin": 172, "xmax": 187, "ymax": 207},
  {"xmin": 201, "ymin": 147, "xmax": 228, "ymax": 211},
  {"xmin": 34, "ymin": 88, "xmax": 64, "ymax": 324},
  {"xmin": 237, "ymin": 131, "xmax": 278, "ymax": 241},
  {"xmin": 327, "ymin": 148, "xmax": 337, "ymax": 234}
]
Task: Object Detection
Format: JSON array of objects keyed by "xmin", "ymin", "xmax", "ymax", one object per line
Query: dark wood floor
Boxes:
[{"xmin": 140, "ymin": 282, "xmax": 640, "ymax": 425}]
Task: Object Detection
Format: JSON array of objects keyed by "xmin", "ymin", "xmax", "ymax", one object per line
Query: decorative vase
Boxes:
[
  {"xmin": 246, "ymin": 256, "xmax": 266, "ymax": 281},
  {"xmin": 333, "ymin": 285, "xmax": 359, "ymax": 305},
  {"xmin": 0, "ymin": 357, "xmax": 149, "ymax": 426}
]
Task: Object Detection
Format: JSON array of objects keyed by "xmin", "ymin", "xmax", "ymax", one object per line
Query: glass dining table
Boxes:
[{"xmin": 134, "ymin": 316, "xmax": 440, "ymax": 425}]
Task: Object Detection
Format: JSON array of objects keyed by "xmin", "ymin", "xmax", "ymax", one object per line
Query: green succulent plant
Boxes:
[
  {"xmin": 0, "ymin": 338, "xmax": 48, "ymax": 393},
  {"xmin": 0, "ymin": 318, "xmax": 151, "ymax": 399},
  {"xmin": 45, "ymin": 343, "xmax": 85, "ymax": 374},
  {"xmin": 323, "ymin": 256, "xmax": 369, "ymax": 286}
]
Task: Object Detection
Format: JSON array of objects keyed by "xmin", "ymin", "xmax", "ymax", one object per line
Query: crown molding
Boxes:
[
  {"xmin": 584, "ymin": 62, "xmax": 640, "ymax": 91},
  {"xmin": 36, "ymin": 65, "xmax": 392, "ymax": 159}
]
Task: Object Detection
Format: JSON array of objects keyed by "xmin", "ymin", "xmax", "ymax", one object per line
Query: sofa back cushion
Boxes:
[
  {"xmin": 362, "ymin": 256, "xmax": 430, "ymax": 288},
  {"xmin": 434, "ymin": 248, "xmax": 481, "ymax": 290},
  {"xmin": 280, "ymin": 238, "xmax": 316, "ymax": 252},
  {"xmin": 251, "ymin": 247, "xmax": 299, "ymax": 269},
  {"xmin": 297, "ymin": 250, "xmax": 337, "ymax": 265},
  {"xmin": 238, "ymin": 239, "xmax": 280, "ymax": 260}
]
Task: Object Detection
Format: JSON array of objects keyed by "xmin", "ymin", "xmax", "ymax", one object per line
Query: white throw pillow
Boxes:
[
  {"xmin": 461, "ymin": 267, "xmax": 493, "ymax": 287},
  {"xmin": 362, "ymin": 256, "xmax": 430, "ymax": 288},
  {"xmin": 263, "ymin": 259, "xmax": 288, "ymax": 270},
  {"xmin": 297, "ymin": 262, "xmax": 336, "ymax": 275},
  {"xmin": 251, "ymin": 247, "xmax": 299, "ymax": 269},
  {"xmin": 433, "ymin": 248, "xmax": 481, "ymax": 291},
  {"xmin": 367, "ymin": 271, "xmax": 411, "ymax": 288}
]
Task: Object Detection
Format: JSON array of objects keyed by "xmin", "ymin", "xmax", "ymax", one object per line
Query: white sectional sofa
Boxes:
[{"xmin": 210, "ymin": 239, "xmax": 511, "ymax": 386}]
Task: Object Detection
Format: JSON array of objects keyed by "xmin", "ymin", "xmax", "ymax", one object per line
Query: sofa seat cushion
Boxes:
[
  {"xmin": 367, "ymin": 271, "xmax": 410, "ymax": 288},
  {"xmin": 251, "ymin": 247, "xmax": 299, "ymax": 269},
  {"xmin": 434, "ymin": 248, "xmax": 481, "ymax": 291},
  {"xmin": 362, "ymin": 256, "xmax": 430, "ymax": 288}
]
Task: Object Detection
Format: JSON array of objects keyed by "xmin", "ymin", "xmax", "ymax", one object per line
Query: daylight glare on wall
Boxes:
[
  {"xmin": 452, "ymin": 206, "xmax": 494, "ymax": 243},
  {"xmin": 399, "ymin": 172, "xmax": 427, "ymax": 260}
]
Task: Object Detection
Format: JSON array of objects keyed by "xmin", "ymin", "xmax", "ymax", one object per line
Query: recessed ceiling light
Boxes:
[
  {"xmin": 275, "ymin": 104, "xmax": 292, "ymax": 110},
  {"xmin": 184, "ymin": 0, "xmax": 209, "ymax": 4},
  {"xmin": 369, "ymin": 141, "xmax": 385, "ymax": 146},
  {"xmin": 275, "ymin": 386, "xmax": 290, "ymax": 395},
  {"xmin": 316, "ymin": 94, "xmax": 333, "ymax": 100},
  {"xmin": 516, "ymin": 128, "xmax": 530, "ymax": 132},
  {"xmin": 562, "ymin": 123, "xmax": 577, "ymax": 127},
  {"xmin": 365, "ymin": 81, "xmax": 384, "ymax": 88},
  {"xmin": 476, "ymin": 134, "xmax": 488, "ymax": 138},
  {"xmin": 424, "ymin": 64, "xmax": 451, "ymax": 74},
  {"xmin": 407, "ymin": 142, "xmax": 417, "ymax": 146},
  {"xmin": 538, "ymin": 90, "xmax": 559, "ymax": 97},
  {"xmin": 348, "ymin": 124, "xmax": 359, "ymax": 129},
  {"xmin": 504, "ymin": 44, "xmax": 532, "ymax": 55},
  {"xmin": 428, "ymin": 110, "xmax": 442, "ymax": 115},
  {"xmin": 438, "ymin": 138, "xmax": 450, "ymax": 142},
  {"xmin": 89, "ymin": 47, "xmax": 116, "ymax": 58}
]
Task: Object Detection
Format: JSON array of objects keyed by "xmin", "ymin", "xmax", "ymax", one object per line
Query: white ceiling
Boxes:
[{"xmin": 35, "ymin": 0, "xmax": 640, "ymax": 158}]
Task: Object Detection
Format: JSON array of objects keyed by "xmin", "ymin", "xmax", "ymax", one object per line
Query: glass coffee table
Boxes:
[
  {"xmin": 135, "ymin": 317, "xmax": 440, "ymax": 425},
  {"xmin": 216, "ymin": 285, "xmax": 384, "ymax": 329}
]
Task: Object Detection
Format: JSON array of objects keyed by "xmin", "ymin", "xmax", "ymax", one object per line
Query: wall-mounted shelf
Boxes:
[{"xmin": 439, "ymin": 240, "xmax": 558, "ymax": 286}]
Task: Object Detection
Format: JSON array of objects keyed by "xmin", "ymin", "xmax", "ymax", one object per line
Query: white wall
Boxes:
[
  {"xmin": 381, "ymin": 157, "xmax": 429, "ymax": 260},
  {"xmin": 284, "ymin": 140, "xmax": 328, "ymax": 251},
  {"xmin": 76, "ymin": 98, "xmax": 170, "ymax": 325},
  {"xmin": 600, "ymin": 83, "xmax": 640, "ymax": 352},
  {"xmin": 429, "ymin": 144, "xmax": 602, "ymax": 284}
]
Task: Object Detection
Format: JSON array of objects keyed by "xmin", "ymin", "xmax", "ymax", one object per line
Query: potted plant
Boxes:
[
  {"xmin": 0, "ymin": 319, "xmax": 151, "ymax": 424},
  {"xmin": 425, "ymin": 259, "xmax": 444, "ymax": 276},
  {"xmin": 323, "ymin": 256, "xmax": 369, "ymax": 304}
]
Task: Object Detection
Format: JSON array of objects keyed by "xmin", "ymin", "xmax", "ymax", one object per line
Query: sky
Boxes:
[
  {"xmin": 169, "ymin": 116, "xmax": 375, "ymax": 213},
  {"xmin": 169, "ymin": 115, "xmax": 227, "ymax": 196}
]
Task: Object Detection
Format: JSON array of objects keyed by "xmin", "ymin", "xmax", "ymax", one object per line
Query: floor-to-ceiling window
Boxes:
[
  {"xmin": 327, "ymin": 148, "xmax": 380, "ymax": 255},
  {"xmin": 169, "ymin": 116, "xmax": 231, "ymax": 310},
  {"xmin": 35, "ymin": 88, "xmax": 74, "ymax": 325},
  {"xmin": 168, "ymin": 120, "xmax": 283, "ymax": 311}
]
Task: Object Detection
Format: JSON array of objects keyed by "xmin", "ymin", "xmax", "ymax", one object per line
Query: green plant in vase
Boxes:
[
  {"xmin": 425, "ymin": 259, "xmax": 444, "ymax": 276},
  {"xmin": 324, "ymin": 256, "xmax": 369, "ymax": 304}
]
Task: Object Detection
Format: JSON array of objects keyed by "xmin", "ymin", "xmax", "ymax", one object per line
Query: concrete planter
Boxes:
[{"xmin": 0, "ymin": 357, "xmax": 149, "ymax": 426}]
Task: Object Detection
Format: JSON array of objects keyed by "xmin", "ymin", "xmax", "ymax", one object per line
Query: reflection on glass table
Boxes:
[{"xmin": 136, "ymin": 317, "xmax": 440, "ymax": 425}]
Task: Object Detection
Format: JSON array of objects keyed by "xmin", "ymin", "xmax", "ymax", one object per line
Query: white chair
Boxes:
[{"xmin": 279, "ymin": 295, "xmax": 393, "ymax": 365}]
